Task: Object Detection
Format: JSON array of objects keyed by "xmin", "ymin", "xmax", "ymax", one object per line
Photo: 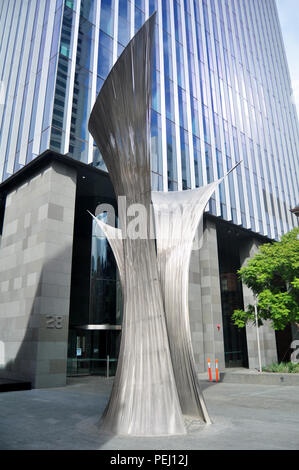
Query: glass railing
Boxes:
[{"xmin": 67, "ymin": 356, "xmax": 118, "ymax": 377}]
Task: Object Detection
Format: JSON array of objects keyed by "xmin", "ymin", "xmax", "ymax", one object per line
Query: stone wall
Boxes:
[
  {"xmin": 190, "ymin": 220, "xmax": 278, "ymax": 374},
  {"xmin": 189, "ymin": 219, "xmax": 225, "ymax": 373},
  {"xmin": 0, "ymin": 161, "xmax": 76, "ymax": 388}
]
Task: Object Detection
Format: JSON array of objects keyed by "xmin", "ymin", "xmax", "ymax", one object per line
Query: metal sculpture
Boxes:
[
  {"xmin": 88, "ymin": 13, "xmax": 240, "ymax": 436},
  {"xmin": 152, "ymin": 184, "xmax": 220, "ymax": 424},
  {"xmin": 89, "ymin": 13, "xmax": 185, "ymax": 436}
]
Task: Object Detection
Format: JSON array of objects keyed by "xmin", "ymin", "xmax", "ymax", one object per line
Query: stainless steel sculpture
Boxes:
[
  {"xmin": 152, "ymin": 183, "xmax": 220, "ymax": 424},
  {"xmin": 89, "ymin": 13, "xmax": 185, "ymax": 436},
  {"xmin": 88, "ymin": 13, "xmax": 240, "ymax": 436}
]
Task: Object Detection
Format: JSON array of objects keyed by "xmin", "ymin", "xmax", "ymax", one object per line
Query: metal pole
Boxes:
[
  {"xmin": 106, "ymin": 355, "xmax": 109, "ymax": 378},
  {"xmin": 254, "ymin": 296, "xmax": 262, "ymax": 373}
]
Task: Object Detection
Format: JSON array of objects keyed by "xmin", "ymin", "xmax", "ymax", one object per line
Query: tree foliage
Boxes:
[{"xmin": 232, "ymin": 227, "xmax": 299, "ymax": 330}]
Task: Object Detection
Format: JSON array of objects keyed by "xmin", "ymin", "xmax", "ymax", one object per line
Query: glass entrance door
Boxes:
[
  {"xmin": 220, "ymin": 273, "xmax": 249, "ymax": 367},
  {"xmin": 217, "ymin": 225, "xmax": 249, "ymax": 368},
  {"xmin": 89, "ymin": 329, "xmax": 120, "ymax": 376},
  {"xmin": 67, "ymin": 326, "xmax": 121, "ymax": 377}
]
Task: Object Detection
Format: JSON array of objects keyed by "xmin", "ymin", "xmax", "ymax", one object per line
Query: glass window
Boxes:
[
  {"xmin": 165, "ymin": 77, "xmax": 175, "ymax": 121},
  {"xmin": 205, "ymin": 142, "xmax": 213, "ymax": 183},
  {"xmin": 203, "ymin": 105, "xmax": 211, "ymax": 144},
  {"xmin": 193, "ymin": 135, "xmax": 203, "ymax": 187},
  {"xmin": 118, "ymin": 0, "xmax": 130, "ymax": 46},
  {"xmin": 51, "ymin": 54, "xmax": 72, "ymax": 133},
  {"xmin": 28, "ymin": 71, "xmax": 41, "ymax": 142},
  {"xmin": 68, "ymin": 134, "xmax": 88, "ymax": 162},
  {"xmin": 191, "ymin": 96, "xmax": 200, "ymax": 137},
  {"xmin": 135, "ymin": 6, "xmax": 145, "ymax": 33},
  {"xmin": 98, "ymin": 30, "xmax": 113, "ymax": 79},
  {"xmin": 60, "ymin": 5, "xmax": 75, "ymax": 58},
  {"xmin": 70, "ymin": 66, "xmax": 92, "ymax": 143},
  {"xmin": 162, "ymin": 0, "xmax": 170, "ymax": 34},
  {"xmin": 176, "ymin": 41, "xmax": 185, "ymax": 89},
  {"xmin": 163, "ymin": 30, "xmax": 173, "ymax": 80},
  {"xmin": 37, "ymin": 1, "xmax": 50, "ymax": 73},
  {"xmin": 100, "ymin": 0, "xmax": 114, "ymax": 37},
  {"xmin": 178, "ymin": 86, "xmax": 188, "ymax": 130},
  {"xmin": 166, "ymin": 118, "xmax": 178, "ymax": 189},
  {"xmin": 76, "ymin": 17, "xmax": 93, "ymax": 71},
  {"xmin": 135, "ymin": 0, "xmax": 145, "ymax": 12},
  {"xmin": 42, "ymin": 55, "xmax": 57, "ymax": 130},
  {"xmin": 152, "ymin": 68, "xmax": 161, "ymax": 114},
  {"xmin": 151, "ymin": 110, "xmax": 163, "ymax": 176},
  {"xmin": 180, "ymin": 128, "xmax": 191, "ymax": 189},
  {"xmin": 153, "ymin": 25, "xmax": 160, "ymax": 71},
  {"xmin": 50, "ymin": 125, "xmax": 65, "ymax": 152},
  {"xmin": 80, "ymin": 0, "xmax": 95, "ymax": 23},
  {"xmin": 149, "ymin": 0, "xmax": 158, "ymax": 16}
]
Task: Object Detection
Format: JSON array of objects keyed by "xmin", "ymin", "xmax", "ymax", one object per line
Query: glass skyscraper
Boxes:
[
  {"xmin": 0, "ymin": 0, "xmax": 298, "ymax": 240},
  {"xmin": 0, "ymin": 0, "xmax": 299, "ymax": 385}
]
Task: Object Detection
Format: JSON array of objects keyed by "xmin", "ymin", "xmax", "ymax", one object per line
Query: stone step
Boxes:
[
  {"xmin": 198, "ymin": 368, "xmax": 299, "ymax": 386},
  {"xmin": 0, "ymin": 378, "xmax": 31, "ymax": 392},
  {"xmin": 220, "ymin": 370, "xmax": 299, "ymax": 386}
]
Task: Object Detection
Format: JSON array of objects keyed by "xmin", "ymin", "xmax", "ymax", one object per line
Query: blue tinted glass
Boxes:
[
  {"xmin": 98, "ymin": 30, "xmax": 113, "ymax": 79},
  {"xmin": 162, "ymin": 0, "xmax": 170, "ymax": 33},
  {"xmin": 60, "ymin": 5, "xmax": 75, "ymax": 58},
  {"xmin": 51, "ymin": 5, "xmax": 63, "ymax": 59},
  {"xmin": 135, "ymin": 0, "xmax": 145, "ymax": 12},
  {"xmin": 69, "ymin": 134, "xmax": 88, "ymax": 162},
  {"xmin": 178, "ymin": 86, "xmax": 188, "ymax": 130},
  {"xmin": 151, "ymin": 110, "xmax": 163, "ymax": 175},
  {"xmin": 180, "ymin": 128, "xmax": 191, "ymax": 189},
  {"xmin": 71, "ymin": 66, "xmax": 92, "ymax": 142},
  {"xmin": 77, "ymin": 18, "xmax": 93, "ymax": 70},
  {"xmin": 191, "ymin": 96, "xmax": 199, "ymax": 137},
  {"xmin": 42, "ymin": 55, "xmax": 59, "ymax": 132},
  {"xmin": 205, "ymin": 143, "xmax": 213, "ymax": 183},
  {"xmin": 173, "ymin": 1, "xmax": 182, "ymax": 44},
  {"xmin": 193, "ymin": 136, "xmax": 203, "ymax": 187},
  {"xmin": 135, "ymin": 7, "xmax": 144, "ymax": 32},
  {"xmin": 165, "ymin": 77, "xmax": 174, "ymax": 121},
  {"xmin": 80, "ymin": 0, "xmax": 95, "ymax": 23},
  {"xmin": 118, "ymin": 0, "xmax": 130, "ymax": 45},
  {"xmin": 163, "ymin": 31, "xmax": 172, "ymax": 80},
  {"xmin": 28, "ymin": 71, "xmax": 42, "ymax": 142},
  {"xmin": 152, "ymin": 68, "xmax": 161, "ymax": 113},
  {"xmin": 100, "ymin": 0, "xmax": 114, "ymax": 36},
  {"xmin": 166, "ymin": 119, "xmax": 178, "ymax": 186}
]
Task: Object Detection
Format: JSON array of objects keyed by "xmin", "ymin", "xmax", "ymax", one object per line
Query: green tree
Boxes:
[{"xmin": 232, "ymin": 227, "xmax": 299, "ymax": 330}]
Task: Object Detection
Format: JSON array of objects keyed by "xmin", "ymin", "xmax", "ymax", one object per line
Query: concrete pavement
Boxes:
[{"xmin": 0, "ymin": 376, "xmax": 298, "ymax": 450}]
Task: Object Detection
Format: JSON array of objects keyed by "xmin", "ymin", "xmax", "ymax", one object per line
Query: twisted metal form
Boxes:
[
  {"xmin": 152, "ymin": 183, "xmax": 220, "ymax": 424},
  {"xmin": 88, "ymin": 12, "xmax": 241, "ymax": 436},
  {"xmin": 89, "ymin": 13, "xmax": 185, "ymax": 436},
  {"xmin": 151, "ymin": 166, "xmax": 240, "ymax": 426}
]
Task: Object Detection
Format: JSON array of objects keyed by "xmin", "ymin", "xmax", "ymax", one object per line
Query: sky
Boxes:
[{"xmin": 276, "ymin": 0, "xmax": 299, "ymax": 115}]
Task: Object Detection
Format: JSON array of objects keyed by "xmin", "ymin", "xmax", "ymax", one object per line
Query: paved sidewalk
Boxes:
[{"xmin": 0, "ymin": 376, "xmax": 298, "ymax": 450}]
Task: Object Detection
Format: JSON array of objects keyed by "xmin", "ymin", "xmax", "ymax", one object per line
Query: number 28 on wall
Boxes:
[{"xmin": 46, "ymin": 315, "xmax": 63, "ymax": 329}]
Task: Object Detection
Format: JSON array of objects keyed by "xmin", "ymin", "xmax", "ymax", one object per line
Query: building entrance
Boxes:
[
  {"xmin": 67, "ymin": 326, "xmax": 121, "ymax": 377},
  {"xmin": 217, "ymin": 224, "xmax": 249, "ymax": 368},
  {"xmin": 66, "ymin": 164, "xmax": 122, "ymax": 379}
]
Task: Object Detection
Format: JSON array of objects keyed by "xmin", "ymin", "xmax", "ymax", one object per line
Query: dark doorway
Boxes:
[
  {"xmin": 67, "ymin": 166, "xmax": 122, "ymax": 377},
  {"xmin": 275, "ymin": 324, "xmax": 293, "ymax": 363},
  {"xmin": 217, "ymin": 223, "xmax": 249, "ymax": 368}
]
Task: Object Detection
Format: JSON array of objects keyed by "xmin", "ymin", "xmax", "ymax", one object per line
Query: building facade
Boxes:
[{"xmin": 0, "ymin": 0, "xmax": 298, "ymax": 387}]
